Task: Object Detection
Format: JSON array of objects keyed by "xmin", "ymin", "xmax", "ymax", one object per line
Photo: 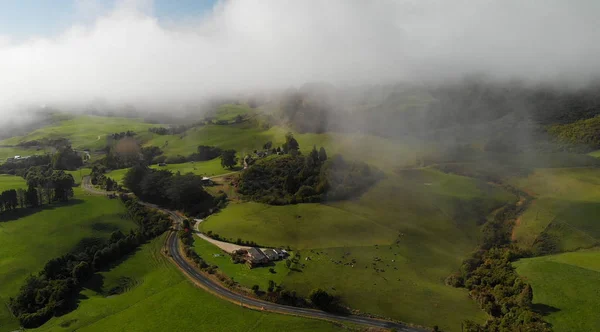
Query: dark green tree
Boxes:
[
  {"xmin": 123, "ymin": 164, "xmax": 150, "ymax": 195},
  {"xmin": 220, "ymin": 150, "xmax": 238, "ymax": 169},
  {"xmin": 318, "ymin": 147, "xmax": 328, "ymax": 162},
  {"xmin": 282, "ymin": 132, "xmax": 299, "ymax": 154},
  {"xmin": 309, "ymin": 288, "xmax": 336, "ymax": 310},
  {"xmin": 25, "ymin": 185, "xmax": 39, "ymax": 207}
]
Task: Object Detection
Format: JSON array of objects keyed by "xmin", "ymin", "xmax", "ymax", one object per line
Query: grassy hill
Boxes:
[
  {"xmin": 0, "ymin": 189, "xmax": 136, "ymax": 332},
  {"xmin": 212, "ymin": 103, "xmax": 256, "ymax": 122},
  {"xmin": 199, "ymin": 169, "xmax": 515, "ymax": 331},
  {"xmin": 0, "ymin": 115, "xmax": 158, "ymax": 151},
  {"xmin": 34, "ymin": 235, "xmax": 345, "ymax": 332},
  {"xmin": 514, "ymin": 248, "xmax": 600, "ymax": 332},
  {"xmin": 509, "ymin": 168, "xmax": 600, "ymax": 252},
  {"xmin": 547, "ymin": 116, "xmax": 600, "ymax": 151}
]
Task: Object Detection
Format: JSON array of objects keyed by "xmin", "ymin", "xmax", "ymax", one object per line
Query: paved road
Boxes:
[{"xmin": 82, "ymin": 176, "xmax": 425, "ymax": 332}]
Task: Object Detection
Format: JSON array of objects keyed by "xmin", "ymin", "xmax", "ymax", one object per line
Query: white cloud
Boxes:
[{"xmin": 0, "ymin": 0, "xmax": 599, "ymax": 117}]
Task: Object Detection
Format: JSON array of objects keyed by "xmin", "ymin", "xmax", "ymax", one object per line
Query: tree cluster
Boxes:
[
  {"xmin": 0, "ymin": 155, "xmax": 51, "ymax": 176},
  {"xmin": 123, "ymin": 165, "xmax": 221, "ymax": 217},
  {"xmin": 446, "ymin": 197, "xmax": 550, "ymax": 331},
  {"xmin": 9, "ymin": 198, "xmax": 170, "ymax": 328},
  {"xmin": 238, "ymin": 146, "xmax": 381, "ymax": 205},
  {"xmin": 109, "ymin": 131, "xmax": 136, "ymax": 140},
  {"xmin": 151, "ymin": 145, "xmax": 223, "ymax": 166},
  {"xmin": 25, "ymin": 167, "xmax": 75, "ymax": 203},
  {"xmin": 90, "ymin": 165, "xmax": 118, "ymax": 191},
  {"xmin": 148, "ymin": 125, "xmax": 190, "ymax": 135},
  {"xmin": 51, "ymin": 145, "xmax": 84, "ymax": 171}
]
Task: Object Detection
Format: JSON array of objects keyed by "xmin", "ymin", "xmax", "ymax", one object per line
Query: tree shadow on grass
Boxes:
[
  {"xmin": 532, "ymin": 303, "xmax": 561, "ymax": 316},
  {"xmin": 0, "ymin": 199, "xmax": 84, "ymax": 223}
]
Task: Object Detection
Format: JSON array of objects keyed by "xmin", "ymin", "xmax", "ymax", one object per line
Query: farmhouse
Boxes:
[
  {"xmin": 246, "ymin": 247, "xmax": 268, "ymax": 267},
  {"xmin": 201, "ymin": 177, "xmax": 213, "ymax": 185},
  {"xmin": 261, "ymin": 248, "xmax": 279, "ymax": 261}
]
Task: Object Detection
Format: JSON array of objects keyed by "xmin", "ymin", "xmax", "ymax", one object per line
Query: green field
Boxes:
[
  {"xmin": 105, "ymin": 159, "xmax": 231, "ymax": 186},
  {"xmin": 514, "ymin": 248, "xmax": 600, "ymax": 332},
  {"xmin": 0, "ymin": 174, "xmax": 27, "ymax": 192},
  {"xmin": 66, "ymin": 168, "xmax": 91, "ymax": 186},
  {"xmin": 212, "ymin": 103, "xmax": 255, "ymax": 121},
  {"xmin": 509, "ymin": 168, "xmax": 600, "ymax": 251},
  {"xmin": 193, "ymin": 238, "xmax": 289, "ymax": 291},
  {"xmin": 199, "ymin": 168, "xmax": 515, "ymax": 331},
  {"xmin": 144, "ymin": 122, "xmax": 419, "ymax": 171},
  {"xmin": 35, "ymin": 235, "xmax": 345, "ymax": 332},
  {"xmin": 0, "ymin": 190, "xmax": 136, "ymax": 332},
  {"xmin": 0, "ymin": 115, "xmax": 158, "ymax": 151},
  {"xmin": 0, "ymin": 147, "xmax": 47, "ymax": 162}
]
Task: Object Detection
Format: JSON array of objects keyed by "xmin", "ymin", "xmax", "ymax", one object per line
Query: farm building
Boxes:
[
  {"xmin": 246, "ymin": 247, "xmax": 268, "ymax": 267},
  {"xmin": 261, "ymin": 248, "xmax": 279, "ymax": 261}
]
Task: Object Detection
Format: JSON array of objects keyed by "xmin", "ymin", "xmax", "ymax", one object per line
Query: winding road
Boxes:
[{"xmin": 82, "ymin": 176, "xmax": 425, "ymax": 331}]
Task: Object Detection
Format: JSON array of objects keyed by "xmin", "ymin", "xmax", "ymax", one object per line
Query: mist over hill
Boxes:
[{"xmin": 1, "ymin": 0, "xmax": 600, "ymax": 126}]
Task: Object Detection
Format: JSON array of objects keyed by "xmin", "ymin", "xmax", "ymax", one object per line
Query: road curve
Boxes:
[{"xmin": 82, "ymin": 176, "xmax": 425, "ymax": 331}]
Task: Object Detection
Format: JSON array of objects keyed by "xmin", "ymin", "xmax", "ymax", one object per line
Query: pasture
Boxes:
[
  {"xmin": 35, "ymin": 235, "xmax": 345, "ymax": 332},
  {"xmin": 198, "ymin": 168, "xmax": 515, "ymax": 331},
  {"xmin": 193, "ymin": 238, "xmax": 289, "ymax": 291},
  {"xmin": 0, "ymin": 115, "xmax": 158, "ymax": 151},
  {"xmin": 212, "ymin": 103, "xmax": 255, "ymax": 122},
  {"xmin": 509, "ymin": 168, "xmax": 600, "ymax": 251},
  {"xmin": 0, "ymin": 174, "xmax": 27, "ymax": 192},
  {"xmin": 0, "ymin": 147, "xmax": 45, "ymax": 162},
  {"xmin": 0, "ymin": 192, "xmax": 135, "ymax": 332},
  {"xmin": 514, "ymin": 248, "xmax": 600, "ymax": 332}
]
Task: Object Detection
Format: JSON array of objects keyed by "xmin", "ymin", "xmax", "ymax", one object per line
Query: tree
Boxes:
[
  {"xmin": 285, "ymin": 259, "xmax": 292, "ymax": 269},
  {"xmin": 234, "ymin": 114, "xmax": 244, "ymax": 123},
  {"xmin": 123, "ymin": 164, "xmax": 150, "ymax": 195},
  {"xmin": 263, "ymin": 141, "xmax": 273, "ymax": 150},
  {"xmin": 140, "ymin": 146, "xmax": 163, "ymax": 165},
  {"xmin": 309, "ymin": 288, "xmax": 336, "ymax": 310},
  {"xmin": 268, "ymin": 280, "xmax": 275, "ymax": 292},
  {"xmin": 25, "ymin": 185, "xmax": 39, "ymax": 207},
  {"xmin": 220, "ymin": 150, "xmax": 238, "ymax": 169},
  {"xmin": 52, "ymin": 146, "xmax": 83, "ymax": 170},
  {"xmin": 318, "ymin": 147, "xmax": 328, "ymax": 162},
  {"xmin": 252, "ymin": 284, "xmax": 260, "ymax": 293},
  {"xmin": 282, "ymin": 132, "xmax": 299, "ymax": 154},
  {"xmin": 16, "ymin": 188, "xmax": 25, "ymax": 208}
]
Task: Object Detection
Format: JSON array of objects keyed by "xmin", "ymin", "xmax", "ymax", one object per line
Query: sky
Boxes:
[
  {"xmin": 0, "ymin": 0, "xmax": 599, "ymax": 120},
  {"xmin": 0, "ymin": 0, "xmax": 216, "ymax": 39}
]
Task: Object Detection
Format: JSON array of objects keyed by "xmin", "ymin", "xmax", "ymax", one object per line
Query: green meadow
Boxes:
[
  {"xmin": 35, "ymin": 235, "xmax": 345, "ymax": 332},
  {"xmin": 193, "ymin": 238, "xmax": 289, "ymax": 291},
  {"xmin": 509, "ymin": 168, "xmax": 600, "ymax": 251},
  {"xmin": 212, "ymin": 103, "xmax": 256, "ymax": 121},
  {"xmin": 199, "ymin": 168, "xmax": 516, "ymax": 331},
  {"xmin": 515, "ymin": 248, "xmax": 600, "ymax": 332},
  {"xmin": 0, "ymin": 191, "xmax": 136, "ymax": 332},
  {"xmin": 0, "ymin": 115, "xmax": 158, "ymax": 151},
  {"xmin": 144, "ymin": 121, "xmax": 420, "ymax": 171},
  {"xmin": 0, "ymin": 174, "xmax": 27, "ymax": 192},
  {"xmin": 0, "ymin": 147, "xmax": 46, "ymax": 162}
]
